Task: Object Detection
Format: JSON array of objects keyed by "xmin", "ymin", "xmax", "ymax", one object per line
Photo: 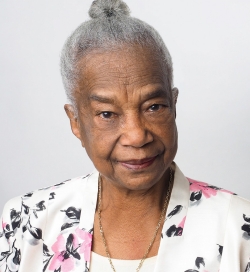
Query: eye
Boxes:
[
  {"xmin": 99, "ymin": 111, "xmax": 114, "ymax": 119},
  {"xmin": 148, "ymin": 104, "xmax": 164, "ymax": 112}
]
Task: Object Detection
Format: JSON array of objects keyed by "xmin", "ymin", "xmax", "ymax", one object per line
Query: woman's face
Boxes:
[{"xmin": 65, "ymin": 46, "xmax": 178, "ymax": 191}]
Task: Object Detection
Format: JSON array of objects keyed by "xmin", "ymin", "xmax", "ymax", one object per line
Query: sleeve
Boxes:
[
  {"xmin": 0, "ymin": 197, "xmax": 22, "ymax": 272},
  {"xmin": 220, "ymin": 195, "xmax": 250, "ymax": 272}
]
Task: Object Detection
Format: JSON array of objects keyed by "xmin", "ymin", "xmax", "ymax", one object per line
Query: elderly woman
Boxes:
[{"xmin": 1, "ymin": 0, "xmax": 250, "ymax": 271}]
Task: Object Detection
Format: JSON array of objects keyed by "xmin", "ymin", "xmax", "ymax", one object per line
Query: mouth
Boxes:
[{"xmin": 119, "ymin": 155, "xmax": 158, "ymax": 170}]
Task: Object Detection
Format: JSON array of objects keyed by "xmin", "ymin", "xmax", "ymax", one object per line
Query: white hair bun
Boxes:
[{"xmin": 89, "ymin": 0, "xmax": 130, "ymax": 19}]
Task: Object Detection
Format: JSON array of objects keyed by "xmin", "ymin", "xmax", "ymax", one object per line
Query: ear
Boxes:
[
  {"xmin": 64, "ymin": 104, "xmax": 84, "ymax": 146},
  {"xmin": 172, "ymin": 87, "xmax": 179, "ymax": 104},
  {"xmin": 172, "ymin": 87, "xmax": 179, "ymax": 118}
]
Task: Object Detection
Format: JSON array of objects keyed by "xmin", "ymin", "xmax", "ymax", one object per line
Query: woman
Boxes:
[{"xmin": 0, "ymin": 0, "xmax": 250, "ymax": 271}]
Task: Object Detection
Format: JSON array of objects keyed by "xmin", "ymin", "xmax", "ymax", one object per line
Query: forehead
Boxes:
[{"xmin": 75, "ymin": 45, "xmax": 169, "ymax": 102}]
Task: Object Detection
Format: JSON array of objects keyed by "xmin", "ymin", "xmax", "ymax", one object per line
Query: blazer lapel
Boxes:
[
  {"xmin": 154, "ymin": 164, "xmax": 190, "ymax": 271},
  {"xmin": 79, "ymin": 171, "xmax": 99, "ymax": 232},
  {"xmin": 77, "ymin": 165, "xmax": 191, "ymax": 271},
  {"xmin": 77, "ymin": 171, "xmax": 99, "ymax": 271}
]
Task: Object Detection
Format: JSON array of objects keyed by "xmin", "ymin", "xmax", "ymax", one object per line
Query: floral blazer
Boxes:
[{"xmin": 1, "ymin": 165, "xmax": 250, "ymax": 272}]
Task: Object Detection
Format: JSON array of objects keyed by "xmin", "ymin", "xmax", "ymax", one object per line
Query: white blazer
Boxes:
[{"xmin": 1, "ymin": 164, "xmax": 250, "ymax": 272}]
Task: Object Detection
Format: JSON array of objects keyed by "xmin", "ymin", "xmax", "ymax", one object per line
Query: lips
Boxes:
[{"xmin": 119, "ymin": 155, "xmax": 158, "ymax": 170}]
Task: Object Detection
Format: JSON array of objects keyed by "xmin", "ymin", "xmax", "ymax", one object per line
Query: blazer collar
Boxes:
[
  {"xmin": 161, "ymin": 163, "xmax": 190, "ymax": 238},
  {"xmin": 79, "ymin": 163, "xmax": 190, "ymax": 237},
  {"xmin": 78, "ymin": 163, "xmax": 190, "ymax": 271}
]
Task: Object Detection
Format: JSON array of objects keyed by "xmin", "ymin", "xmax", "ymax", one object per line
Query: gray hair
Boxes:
[{"xmin": 60, "ymin": 0, "xmax": 173, "ymax": 111}]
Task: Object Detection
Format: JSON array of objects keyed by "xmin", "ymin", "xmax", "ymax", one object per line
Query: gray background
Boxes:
[{"xmin": 1, "ymin": 0, "xmax": 250, "ymax": 210}]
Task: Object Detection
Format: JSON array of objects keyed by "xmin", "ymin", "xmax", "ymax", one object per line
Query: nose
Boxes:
[{"xmin": 119, "ymin": 113, "xmax": 153, "ymax": 148}]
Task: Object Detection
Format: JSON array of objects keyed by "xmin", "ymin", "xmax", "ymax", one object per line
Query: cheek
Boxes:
[
  {"xmin": 79, "ymin": 117, "xmax": 118, "ymax": 161},
  {"xmin": 154, "ymin": 119, "xmax": 178, "ymax": 162},
  {"xmin": 152, "ymin": 115, "xmax": 177, "ymax": 144},
  {"xmin": 152, "ymin": 125, "xmax": 177, "ymax": 171},
  {"xmin": 163, "ymin": 122, "xmax": 178, "ymax": 159}
]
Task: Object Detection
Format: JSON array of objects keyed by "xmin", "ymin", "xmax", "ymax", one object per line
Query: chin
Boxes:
[{"xmin": 114, "ymin": 171, "xmax": 165, "ymax": 191}]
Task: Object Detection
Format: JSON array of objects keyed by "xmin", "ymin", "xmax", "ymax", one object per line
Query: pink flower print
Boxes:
[
  {"xmin": 49, "ymin": 234, "xmax": 80, "ymax": 272},
  {"xmin": 178, "ymin": 216, "xmax": 186, "ymax": 229},
  {"xmin": 48, "ymin": 229, "xmax": 92, "ymax": 271},
  {"xmin": 2, "ymin": 220, "xmax": 14, "ymax": 240},
  {"xmin": 188, "ymin": 178, "xmax": 218, "ymax": 199},
  {"xmin": 188, "ymin": 178, "xmax": 234, "ymax": 201},
  {"xmin": 166, "ymin": 217, "xmax": 186, "ymax": 237},
  {"xmin": 2, "ymin": 221, "xmax": 7, "ymax": 229},
  {"xmin": 75, "ymin": 228, "xmax": 92, "ymax": 262},
  {"xmin": 220, "ymin": 188, "xmax": 234, "ymax": 195}
]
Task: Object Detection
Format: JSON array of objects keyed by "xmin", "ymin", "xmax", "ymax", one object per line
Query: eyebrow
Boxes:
[
  {"xmin": 89, "ymin": 94, "xmax": 115, "ymax": 104},
  {"xmin": 88, "ymin": 88, "xmax": 168, "ymax": 104},
  {"xmin": 142, "ymin": 89, "xmax": 168, "ymax": 101}
]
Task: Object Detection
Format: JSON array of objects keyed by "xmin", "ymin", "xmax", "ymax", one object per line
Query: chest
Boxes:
[{"xmin": 91, "ymin": 212, "xmax": 162, "ymax": 260}]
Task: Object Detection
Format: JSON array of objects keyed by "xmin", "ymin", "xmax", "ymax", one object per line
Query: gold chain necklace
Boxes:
[{"xmin": 97, "ymin": 167, "xmax": 173, "ymax": 272}]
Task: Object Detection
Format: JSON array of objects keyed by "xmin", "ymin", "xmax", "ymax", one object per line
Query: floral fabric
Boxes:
[{"xmin": 0, "ymin": 165, "xmax": 250, "ymax": 272}]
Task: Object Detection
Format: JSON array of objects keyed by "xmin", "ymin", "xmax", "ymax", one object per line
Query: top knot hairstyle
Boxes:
[
  {"xmin": 89, "ymin": 0, "xmax": 130, "ymax": 19},
  {"xmin": 61, "ymin": 0, "xmax": 173, "ymax": 111}
]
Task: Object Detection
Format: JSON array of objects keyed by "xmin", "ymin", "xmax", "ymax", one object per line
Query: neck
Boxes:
[
  {"xmin": 99, "ymin": 166, "xmax": 172, "ymax": 223},
  {"xmin": 102, "ymin": 179, "xmax": 166, "ymax": 215},
  {"xmin": 93, "ymin": 166, "xmax": 174, "ymax": 259}
]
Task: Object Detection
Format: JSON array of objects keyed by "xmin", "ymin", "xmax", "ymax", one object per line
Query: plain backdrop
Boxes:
[{"xmin": 0, "ymin": 0, "xmax": 250, "ymax": 210}]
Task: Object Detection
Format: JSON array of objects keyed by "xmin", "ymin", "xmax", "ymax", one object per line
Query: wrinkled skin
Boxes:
[
  {"xmin": 65, "ymin": 45, "xmax": 179, "ymax": 259},
  {"xmin": 65, "ymin": 45, "xmax": 178, "ymax": 193}
]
